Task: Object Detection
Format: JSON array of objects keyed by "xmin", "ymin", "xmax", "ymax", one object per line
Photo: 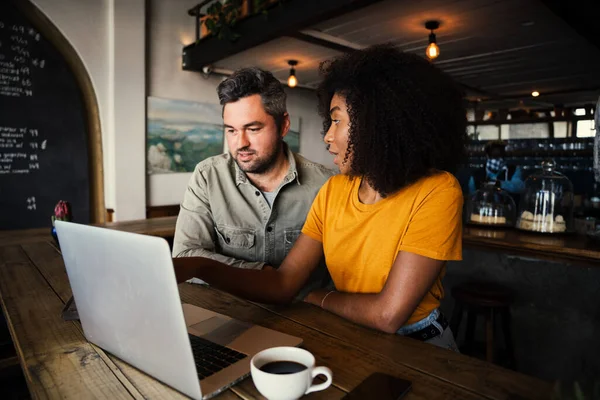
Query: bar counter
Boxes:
[
  {"xmin": 105, "ymin": 217, "xmax": 600, "ymax": 266},
  {"xmin": 2, "ymin": 217, "xmax": 598, "ymax": 266},
  {"xmin": 463, "ymin": 226, "xmax": 600, "ymax": 267}
]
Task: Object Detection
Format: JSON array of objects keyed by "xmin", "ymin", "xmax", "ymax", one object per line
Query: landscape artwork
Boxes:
[{"xmin": 147, "ymin": 97, "xmax": 224, "ymax": 174}]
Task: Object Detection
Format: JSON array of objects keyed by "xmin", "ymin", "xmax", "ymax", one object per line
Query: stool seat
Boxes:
[
  {"xmin": 450, "ymin": 281, "xmax": 516, "ymax": 369},
  {"xmin": 451, "ymin": 281, "xmax": 514, "ymax": 308}
]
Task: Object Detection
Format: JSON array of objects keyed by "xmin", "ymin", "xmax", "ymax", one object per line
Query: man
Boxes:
[
  {"xmin": 468, "ymin": 140, "xmax": 525, "ymax": 202},
  {"xmin": 173, "ymin": 67, "xmax": 333, "ymax": 292}
]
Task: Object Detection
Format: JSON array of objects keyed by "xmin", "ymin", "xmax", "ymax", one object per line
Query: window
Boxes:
[
  {"xmin": 503, "ymin": 123, "xmax": 549, "ymax": 139},
  {"xmin": 577, "ymin": 120, "xmax": 596, "ymax": 138},
  {"xmin": 553, "ymin": 122, "xmax": 568, "ymax": 138},
  {"xmin": 466, "ymin": 109, "xmax": 475, "ymax": 122},
  {"xmin": 468, "ymin": 125, "xmax": 499, "ymax": 140}
]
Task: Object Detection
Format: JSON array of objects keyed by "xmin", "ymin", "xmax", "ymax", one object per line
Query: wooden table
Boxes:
[
  {"xmin": 0, "ymin": 217, "xmax": 175, "ymax": 248},
  {"xmin": 0, "ymin": 228, "xmax": 553, "ymax": 399}
]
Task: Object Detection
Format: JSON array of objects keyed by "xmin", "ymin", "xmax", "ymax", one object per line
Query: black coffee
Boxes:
[{"xmin": 259, "ymin": 361, "xmax": 307, "ymax": 375}]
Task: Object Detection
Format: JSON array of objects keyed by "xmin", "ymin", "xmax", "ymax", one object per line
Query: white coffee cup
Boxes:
[{"xmin": 250, "ymin": 346, "xmax": 333, "ymax": 400}]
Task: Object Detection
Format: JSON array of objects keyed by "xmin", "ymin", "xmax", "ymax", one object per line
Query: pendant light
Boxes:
[
  {"xmin": 287, "ymin": 60, "xmax": 298, "ymax": 88},
  {"xmin": 425, "ymin": 20, "xmax": 440, "ymax": 60}
]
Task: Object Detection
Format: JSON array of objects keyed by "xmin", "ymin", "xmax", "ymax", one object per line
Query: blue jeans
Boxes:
[{"xmin": 397, "ymin": 309, "xmax": 459, "ymax": 352}]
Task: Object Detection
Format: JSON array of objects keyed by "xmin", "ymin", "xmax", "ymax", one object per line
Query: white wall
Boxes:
[
  {"xmin": 30, "ymin": 0, "xmax": 113, "ymax": 210},
  {"xmin": 147, "ymin": 0, "xmax": 333, "ymax": 206},
  {"xmin": 110, "ymin": 0, "xmax": 146, "ymax": 220},
  {"xmin": 31, "ymin": 0, "xmax": 333, "ymax": 216},
  {"xmin": 32, "ymin": 0, "xmax": 146, "ymax": 221}
]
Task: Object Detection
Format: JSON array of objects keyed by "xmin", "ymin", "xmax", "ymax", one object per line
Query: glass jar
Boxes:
[
  {"xmin": 466, "ymin": 181, "xmax": 517, "ymax": 227},
  {"xmin": 516, "ymin": 160, "xmax": 574, "ymax": 233}
]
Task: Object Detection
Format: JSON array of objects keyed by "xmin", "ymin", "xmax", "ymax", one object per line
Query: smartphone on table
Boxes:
[{"xmin": 341, "ymin": 372, "xmax": 412, "ymax": 400}]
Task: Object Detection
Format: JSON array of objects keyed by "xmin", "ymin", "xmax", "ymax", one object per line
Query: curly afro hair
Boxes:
[{"xmin": 317, "ymin": 44, "xmax": 467, "ymax": 196}]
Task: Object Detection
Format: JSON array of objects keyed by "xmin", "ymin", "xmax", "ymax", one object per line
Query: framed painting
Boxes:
[{"xmin": 147, "ymin": 97, "xmax": 224, "ymax": 174}]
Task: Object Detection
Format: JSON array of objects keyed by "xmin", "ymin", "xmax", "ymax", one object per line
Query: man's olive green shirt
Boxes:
[{"xmin": 173, "ymin": 147, "xmax": 334, "ymax": 291}]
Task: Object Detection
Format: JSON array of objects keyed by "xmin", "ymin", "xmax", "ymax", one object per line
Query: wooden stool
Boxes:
[{"xmin": 450, "ymin": 281, "xmax": 516, "ymax": 369}]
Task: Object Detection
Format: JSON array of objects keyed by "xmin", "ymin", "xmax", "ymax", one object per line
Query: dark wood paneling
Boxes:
[{"xmin": 146, "ymin": 205, "xmax": 180, "ymax": 219}]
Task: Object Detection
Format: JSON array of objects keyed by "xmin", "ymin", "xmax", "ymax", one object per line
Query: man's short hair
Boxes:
[
  {"xmin": 217, "ymin": 67, "xmax": 287, "ymax": 132},
  {"xmin": 484, "ymin": 140, "xmax": 507, "ymax": 158}
]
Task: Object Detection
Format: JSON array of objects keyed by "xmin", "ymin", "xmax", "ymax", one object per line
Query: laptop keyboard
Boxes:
[{"xmin": 188, "ymin": 334, "xmax": 248, "ymax": 380}]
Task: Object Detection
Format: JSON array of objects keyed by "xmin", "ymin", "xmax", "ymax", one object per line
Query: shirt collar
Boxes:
[{"xmin": 233, "ymin": 143, "xmax": 300, "ymax": 186}]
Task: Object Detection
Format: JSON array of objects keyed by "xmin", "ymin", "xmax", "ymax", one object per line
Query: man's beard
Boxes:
[{"xmin": 234, "ymin": 144, "xmax": 282, "ymax": 174}]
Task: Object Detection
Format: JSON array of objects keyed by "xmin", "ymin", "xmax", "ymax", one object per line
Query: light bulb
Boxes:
[
  {"xmin": 531, "ymin": 91, "xmax": 540, "ymax": 97},
  {"xmin": 287, "ymin": 74, "xmax": 297, "ymax": 88},
  {"xmin": 426, "ymin": 42, "xmax": 439, "ymax": 60}
]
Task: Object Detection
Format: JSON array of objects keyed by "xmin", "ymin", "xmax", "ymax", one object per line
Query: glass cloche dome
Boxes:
[
  {"xmin": 516, "ymin": 160, "xmax": 574, "ymax": 233},
  {"xmin": 466, "ymin": 181, "xmax": 517, "ymax": 227}
]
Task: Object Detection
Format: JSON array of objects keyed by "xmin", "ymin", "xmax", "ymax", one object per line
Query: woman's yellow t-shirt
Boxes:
[{"xmin": 301, "ymin": 171, "xmax": 463, "ymax": 325}]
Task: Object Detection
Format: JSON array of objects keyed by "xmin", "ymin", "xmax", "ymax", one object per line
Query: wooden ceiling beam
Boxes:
[
  {"xmin": 287, "ymin": 28, "xmax": 497, "ymax": 101},
  {"xmin": 473, "ymin": 86, "xmax": 600, "ymax": 110},
  {"xmin": 288, "ymin": 32, "xmax": 357, "ymax": 53},
  {"xmin": 288, "ymin": 29, "xmax": 364, "ymax": 53}
]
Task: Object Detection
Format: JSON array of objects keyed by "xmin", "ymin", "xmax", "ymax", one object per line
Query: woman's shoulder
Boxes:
[
  {"xmin": 315, "ymin": 174, "xmax": 356, "ymax": 202},
  {"xmin": 323, "ymin": 174, "xmax": 354, "ymax": 189},
  {"xmin": 422, "ymin": 171, "xmax": 461, "ymax": 191},
  {"xmin": 397, "ymin": 171, "xmax": 461, "ymax": 203}
]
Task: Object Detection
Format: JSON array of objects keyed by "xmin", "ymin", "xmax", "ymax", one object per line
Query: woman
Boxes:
[{"xmin": 174, "ymin": 44, "xmax": 467, "ymax": 349}]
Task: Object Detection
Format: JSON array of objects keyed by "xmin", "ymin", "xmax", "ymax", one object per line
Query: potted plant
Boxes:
[{"xmin": 200, "ymin": 0, "xmax": 284, "ymax": 41}]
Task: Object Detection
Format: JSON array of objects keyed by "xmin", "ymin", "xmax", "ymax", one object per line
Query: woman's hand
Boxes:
[
  {"xmin": 303, "ymin": 290, "xmax": 321, "ymax": 306},
  {"xmin": 303, "ymin": 289, "xmax": 334, "ymax": 308}
]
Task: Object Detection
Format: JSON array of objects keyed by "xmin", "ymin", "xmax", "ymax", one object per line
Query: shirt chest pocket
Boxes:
[
  {"xmin": 215, "ymin": 226, "xmax": 257, "ymax": 261},
  {"xmin": 284, "ymin": 228, "xmax": 302, "ymax": 254}
]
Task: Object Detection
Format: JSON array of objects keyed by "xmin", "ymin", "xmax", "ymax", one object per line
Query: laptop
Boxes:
[{"xmin": 55, "ymin": 221, "xmax": 302, "ymax": 400}]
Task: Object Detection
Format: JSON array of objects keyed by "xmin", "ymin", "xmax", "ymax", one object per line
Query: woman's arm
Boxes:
[
  {"xmin": 305, "ymin": 177, "xmax": 462, "ymax": 333},
  {"xmin": 467, "ymin": 176, "xmax": 476, "ymax": 194},
  {"xmin": 305, "ymin": 251, "xmax": 444, "ymax": 333},
  {"xmin": 173, "ymin": 233, "xmax": 324, "ymax": 304},
  {"xmin": 500, "ymin": 166, "xmax": 525, "ymax": 194}
]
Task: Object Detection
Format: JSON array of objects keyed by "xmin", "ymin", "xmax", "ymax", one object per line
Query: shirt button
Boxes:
[
  {"xmin": 267, "ymin": 226, "xmax": 273, "ymax": 232},
  {"xmin": 255, "ymin": 191, "xmax": 260, "ymax": 196}
]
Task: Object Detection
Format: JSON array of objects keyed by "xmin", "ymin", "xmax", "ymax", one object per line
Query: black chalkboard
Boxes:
[{"xmin": 0, "ymin": 1, "xmax": 91, "ymax": 230}]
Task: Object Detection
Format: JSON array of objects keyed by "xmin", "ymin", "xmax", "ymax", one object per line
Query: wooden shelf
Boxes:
[
  {"xmin": 182, "ymin": 0, "xmax": 383, "ymax": 72},
  {"xmin": 466, "ymin": 149, "xmax": 593, "ymax": 158},
  {"xmin": 464, "ymin": 226, "xmax": 600, "ymax": 267}
]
